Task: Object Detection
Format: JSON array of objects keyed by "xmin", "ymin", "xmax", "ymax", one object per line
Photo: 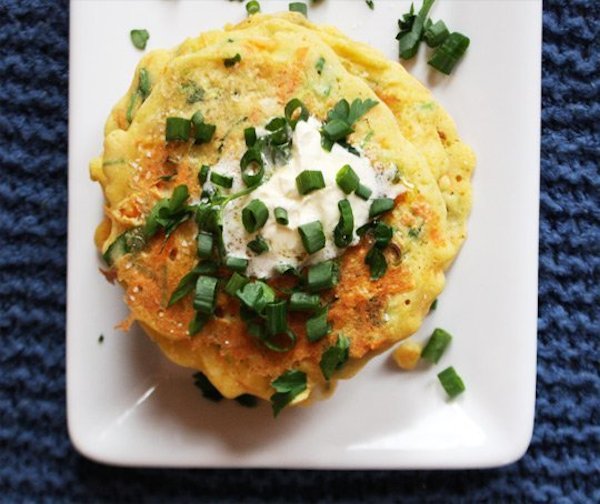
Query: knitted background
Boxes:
[{"xmin": 1, "ymin": 0, "xmax": 598, "ymax": 501}]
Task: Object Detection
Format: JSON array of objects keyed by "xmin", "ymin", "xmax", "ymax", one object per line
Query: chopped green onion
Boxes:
[
  {"xmin": 424, "ymin": 19, "xmax": 450, "ymax": 47},
  {"xmin": 246, "ymin": 0, "xmax": 260, "ymax": 15},
  {"xmin": 369, "ymin": 198, "xmax": 395, "ymax": 218},
  {"xmin": 315, "ymin": 56, "xmax": 325, "ymax": 74},
  {"xmin": 397, "ymin": 0, "xmax": 435, "ymax": 59},
  {"xmin": 298, "ymin": 220, "xmax": 326, "ymax": 254},
  {"xmin": 275, "ymin": 263, "xmax": 300, "ymax": 277},
  {"xmin": 224, "ymin": 272, "xmax": 249, "ymax": 296},
  {"xmin": 189, "ymin": 312, "xmax": 209, "ymax": 336},
  {"xmin": 242, "ymin": 199, "xmax": 269, "ymax": 233},
  {"xmin": 244, "ymin": 127, "xmax": 257, "ymax": 147},
  {"xmin": 237, "ymin": 281, "xmax": 275, "ymax": 314},
  {"xmin": 274, "ymin": 207, "xmax": 289, "ymax": 225},
  {"xmin": 266, "ymin": 117, "xmax": 287, "ymax": 132},
  {"xmin": 306, "ymin": 308, "xmax": 331, "ymax": 342},
  {"xmin": 430, "ymin": 298, "xmax": 438, "ymax": 311},
  {"xmin": 102, "ymin": 227, "xmax": 146, "ymax": 266},
  {"xmin": 165, "ymin": 117, "xmax": 191, "ymax": 141},
  {"xmin": 224, "ymin": 53, "xmax": 242, "ymax": 67},
  {"xmin": 428, "ymin": 32, "xmax": 470, "ymax": 75},
  {"xmin": 270, "ymin": 369, "xmax": 307, "ymax": 417},
  {"xmin": 355, "ymin": 183, "xmax": 373, "ymax": 200},
  {"xmin": 144, "ymin": 184, "xmax": 193, "ymax": 239},
  {"xmin": 196, "ymin": 231, "xmax": 213, "ymax": 258},
  {"xmin": 130, "ymin": 29, "xmax": 150, "ymax": 50},
  {"xmin": 168, "ymin": 266, "xmax": 210, "ymax": 307},
  {"xmin": 289, "ymin": 292, "xmax": 320, "ymax": 312},
  {"xmin": 322, "ymin": 119, "xmax": 353, "ymax": 142},
  {"xmin": 249, "ymin": 322, "xmax": 297, "ymax": 353},
  {"xmin": 288, "ymin": 2, "xmax": 307, "ymax": 16},
  {"xmin": 235, "ymin": 394, "xmax": 258, "ymax": 407},
  {"xmin": 365, "ymin": 0, "xmax": 374, "ymax": 10},
  {"xmin": 225, "ymin": 256, "xmax": 248, "ymax": 273},
  {"xmin": 284, "ymin": 98, "xmax": 309, "ymax": 129},
  {"xmin": 320, "ymin": 334, "xmax": 350, "ymax": 380},
  {"xmin": 296, "ymin": 170, "xmax": 325, "ymax": 195},
  {"xmin": 421, "ymin": 328, "xmax": 452, "ymax": 364},
  {"xmin": 307, "ymin": 261, "xmax": 338, "ymax": 292},
  {"xmin": 210, "ymin": 171, "xmax": 233, "ymax": 189},
  {"xmin": 336, "ymin": 164, "xmax": 360, "ymax": 194},
  {"xmin": 191, "ymin": 113, "xmax": 216, "ymax": 144},
  {"xmin": 334, "ymin": 199, "xmax": 354, "ymax": 248},
  {"xmin": 240, "ymin": 148, "xmax": 265, "ymax": 186},
  {"xmin": 193, "ymin": 275, "xmax": 218, "ymax": 315},
  {"xmin": 248, "ymin": 235, "xmax": 269, "ymax": 255},
  {"xmin": 198, "ymin": 164, "xmax": 210, "ymax": 184},
  {"xmin": 265, "ymin": 300, "xmax": 288, "ymax": 336},
  {"xmin": 193, "ymin": 372, "xmax": 223, "ymax": 402},
  {"xmin": 437, "ymin": 366, "xmax": 465, "ymax": 398},
  {"xmin": 365, "ymin": 246, "xmax": 387, "ymax": 279},
  {"xmin": 373, "ymin": 222, "xmax": 393, "ymax": 248}
]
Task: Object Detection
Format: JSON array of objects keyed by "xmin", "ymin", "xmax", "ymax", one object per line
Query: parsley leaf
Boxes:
[
  {"xmin": 270, "ymin": 369, "xmax": 307, "ymax": 416},
  {"xmin": 320, "ymin": 335, "xmax": 351, "ymax": 380},
  {"xmin": 321, "ymin": 98, "xmax": 378, "ymax": 151}
]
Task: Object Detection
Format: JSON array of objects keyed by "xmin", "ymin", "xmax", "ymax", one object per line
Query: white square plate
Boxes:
[{"xmin": 67, "ymin": 0, "xmax": 541, "ymax": 469}]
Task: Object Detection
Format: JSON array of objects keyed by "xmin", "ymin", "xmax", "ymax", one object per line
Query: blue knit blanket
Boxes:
[{"xmin": 0, "ymin": 0, "xmax": 598, "ymax": 501}]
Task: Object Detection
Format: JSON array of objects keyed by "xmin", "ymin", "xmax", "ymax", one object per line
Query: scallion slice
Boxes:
[
  {"xmin": 322, "ymin": 119, "xmax": 353, "ymax": 142},
  {"xmin": 237, "ymin": 281, "xmax": 275, "ymax": 314},
  {"xmin": 288, "ymin": 2, "xmax": 307, "ymax": 16},
  {"xmin": 225, "ymin": 256, "xmax": 248, "ymax": 273},
  {"xmin": 306, "ymin": 308, "xmax": 331, "ymax": 342},
  {"xmin": 274, "ymin": 207, "xmax": 289, "ymax": 226},
  {"xmin": 365, "ymin": 246, "xmax": 387, "ymax": 280},
  {"xmin": 284, "ymin": 98, "xmax": 309, "ymax": 129},
  {"xmin": 165, "ymin": 117, "xmax": 191, "ymax": 141},
  {"xmin": 246, "ymin": 0, "xmax": 260, "ymax": 15},
  {"xmin": 289, "ymin": 292, "xmax": 320, "ymax": 312},
  {"xmin": 428, "ymin": 32, "xmax": 470, "ymax": 75},
  {"xmin": 298, "ymin": 220, "xmax": 326, "ymax": 254},
  {"xmin": 210, "ymin": 171, "xmax": 233, "ymax": 189},
  {"xmin": 194, "ymin": 122, "xmax": 216, "ymax": 145},
  {"xmin": 265, "ymin": 300, "xmax": 288, "ymax": 336},
  {"xmin": 189, "ymin": 312, "xmax": 209, "ymax": 336},
  {"xmin": 307, "ymin": 261, "xmax": 338, "ymax": 292},
  {"xmin": 196, "ymin": 231, "xmax": 213, "ymax": 259},
  {"xmin": 224, "ymin": 53, "xmax": 242, "ymax": 67},
  {"xmin": 270, "ymin": 369, "xmax": 307, "ymax": 417},
  {"xmin": 369, "ymin": 198, "xmax": 395, "ymax": 218},
  {"xmin": 240, "ymin": 148, "xmax": 265, "ymax": 186},
  {"xmin": 421, "ymin": 328, "xmax": 452, "ymax": 364},
  {"xmin": 242, "ymin": 199, "xmax": 269, "ymax": 233},
  {"xmin": 373, "ymin": 222, "xmax": 393, "ymax": 248},
  {"xmin": 334, "ymin": 199, "xmax": 354, "ymax": 248},
  {"xmin": 296, "ymin": 170, "xmax": 325, "ymax": 195},
  {"xmin": 336, "ymin": 164, "xmax": 360, "ymax": 194},
  {"xmin": 193, "ymin": 275, "xmax": 218, "ymax": 315},
  {"xmin": 355, "ymin": 183, "xmax": 373, "ymax": 200},
  {"xmin": 198, "ymin": 164, "xmax": 210, "ymax": 184},
  {"xmin": 244, "ymin": 127, "xmax": 257, "ymax": 147},
  {"xmin": 224, "ymin": 272, "xmax": 249, "ymax": 296},
  {"xmin": 247, "ymin": 235, "xmax": 269, "ymax": 255},
  {"xmin": 424, "ymin": 19, "xmax": 450, "ymax": 48},
  {"xmin": 437, "ymin": 366, "xmax": 465, "ymax": 398},
  {"xmin": 320, "ymin": 334, "xmax": 350, "ymax": 380}
]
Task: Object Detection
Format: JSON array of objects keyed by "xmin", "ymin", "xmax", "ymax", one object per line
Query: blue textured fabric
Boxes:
[{"xmin": 1, "ymin": 0, "xmax": 598, "ymax": 501}]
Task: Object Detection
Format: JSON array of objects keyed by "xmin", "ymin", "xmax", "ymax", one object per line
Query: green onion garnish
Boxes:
[
  {"xmin": 334, "ymin": 199, "xmax": 354, "ymax": 248},
  {"xmin": 193, "ymin": 372, "xmax": 223, "ymax": 402},
  {"xmin": 336, "ymin": 164, "xmax": 360, "ymax": 194},
  {"xmin": 320, "ymin": 334, "xmax": 350, "ymax": 380},
  {"xmin": 365, "ymin": 246, "xmax": 387, "ymax": 280},
  {"xmin": 224, "ymin": 53, "xmax": 241, "ymax": 67},
  {"xmin": 144, "ymin": 184, "xmax": 193, "ymax": 239},
  {"xmin": 424, "ymin": 19, "xmax": 450, "ymax": 47},
  {"xmin": 284, "ymin": 98, "xmax": 309, "ymax": 129},
  {"xmin": 355, "ymin": 183, "xmax": 373, "ymax": 200},
  {"xmin": 298, "ymin": 220, "xmax": 326, "ymax": 254},
  {"xmin": 191, "ymin": 112, "xmax": 217, "ymax": 144},
  {"xmin": 306, "ymin": 308, "xmax": 331, "ymax": 342},
  {"xmin": 225, "ymin": 256, "xmax": 248, "ymax": 273},
  {"xmin": 322, "ymin": 119, "xmax": 353, "ymax": 142},
  {"xmin": 165, "ymin": 117, "xmax": 191, "ymax": 141},
  {"xmin": 421, "ymin": 328, "xmax": 452, "ymax": 364},
  {"xmin": 307, "ymin": 260, "xmax": 338, "ymax": 292},
  {"xmin": 130, "ymin": 29, "xmax": 150, "ymax": 50},
  {"xmin": 224, "ymin": 272, "xmax": 249, "ymax": 296},
  {"xmin": 274, "ymin": 207, "xmax": 289, "ymax": 225},
  {"xmin": 244, "ymin": 127, "xmax": 257, "ymax": 147},
  {"xmin": 246, "ymin": 0, "xmax": 260, "ymax": 15},
  {"xmin": 198, "ymin": 164, "xmax": 210, "ymax": 184},
  {"xmin": 289, "ymin": 292, "xmax": 320, "ymax": 312},
  {"xmin": 437, "ymin": 366, "xmax": 465, "ymax": 398},
  {"xmin": 249, "ymin": 322, "xmax": 297, "ymax": 353},
  {"xmin": 315, "ymin": 56, "xmax": 325, "ymax": 74},
  {"xmin": 242, "ymin": 199, "xmax": 269, "ymax": 233},
  {"xmin": 296, "ymin": 170, "xmax": 325, "ymax": 195},
  {"xmin": 373, "ymin": 221, "xmax": 393, "ymax": 247},
  {"xmin": 397, "ymin": 0, "xmax": 435, "ymax": 60},
  {"xmin": 210, "ymin": 171, "xmax": 233, "ymax": 189},
  {"xmin": 369, "ymin": 198, "xmax": 395, "ymax": 218},
  {"xmin": 189, "ymin": 312, "xmax": 209, "ymax": 336},
  {"xmin": 288, "ymin": 2, "xmax": 307, "ymax": 16},
  {"xmin": 428, "ymin": 32, "xmax": 470, "ymax": 75},
  {"xmin": 265, "ymin": 300, "xmax": 288, "ymax": 336},
  {"xmin": 168, "ymin": 265, "xmax": 210, "ymax": 308},
  {"xmin": 196, "ymin": 231, "xmax": 213, "ymax": 259},
  {"xmin": 237, "ymin": 281, "xmax": 275, "ymax": 314},
  {"xmin": 240, "ymin": 148, "xmax": 265, "ymax": 186},
  {"xmin": 365, "ymin": 0, "xmax": 374, "ymax": 10},
  {"xmin": 247, "ymin": 235, "xmax": 269, "ymax": 255},
  {"xmin": 270, "ymin": 369, "xmax": 307, "ymax": 417},
  {"xmin": 193, "ymin": 275, "xmax": 218, "ymax": 315}
]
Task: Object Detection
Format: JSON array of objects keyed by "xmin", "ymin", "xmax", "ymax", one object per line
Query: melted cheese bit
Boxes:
[{"xmin": 219, "ymin": 117, "xmax": 404, "ymax": 278}]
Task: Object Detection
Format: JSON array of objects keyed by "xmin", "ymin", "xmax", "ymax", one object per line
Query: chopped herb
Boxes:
[
  {"xmin": 138, "ymin": 68, "xmax": 151, "ymax": 100},
  {"xmin": 270, "ymin": 369, "xmax": 307, "ymax": 416},
  {"xmin": 191, "ymin": 112, "xmax": 217, "ymax": 144},
  {"xmin": 182, "ymin": 81, "xmax": 205, "ymax": 103},
  {"xmin": 289, "ymin": 292, "xmax": 320, "ymax": 312},
  {"xmin": 224, "ymin": 53, "xmax": 241, "ymax": 67},
  {"xmin": 165, "ymin": 117, "xmax": 191, "ymax": 141},
  {"xmin": 193, "ymin": 372, "xmax": 223, "ymax": 402},
  {"xmin": 168, "ymin": 261, "xmax": 218, "ymax": 307},
  {"xmin": 369, "ymin": 198, "xmax": 395, "ymax": 218},
  {"xmin": 224, "ymin": 272, "xmax": 249, "ymax": 296},
  {"xmin": 372, "ymin": 222, "xmax": 393, "ymax": 247},
  {"xmin": 307, "ymin": 261, "xmax": 338, "ymax": 292},
  {"xmin": 430, "ymin": 298, "xmax": 438, "ymax": 311},
  {"xmin": 421, "ymin": 328, "xmax": 452, "ymax": 364},
  {"xmin": 320, "ymin": 334, "xmax": 350, "ymax": 380},
  {"xmin": 189, "ymin": 312, "xmax": 209, "ymax": 335},
  {"xmin": 355, "ymin": 183, "xmax": 373, "ymax": 200},
  {"xmin": 365, "ymin": 0, "xmax": 374, "ymax": 9},
  {"xmin": 365, "ymin": 246, "xmax": 387, "ymax": 279},
  {"xmin": 424, "ymin": 19, "xmax": 450, "ymax": 47},
  {"xmin": 196, "ymin": 231, "xmax": 214, "ymax": 259},
  {"xmin": 193, "ymin": 275, "xmax": 218, "ymax": 315},
  {"xmin": 235, "ymin": 394, "xmax": 258, "ymax": 407},
  {"xmin": 144, "ymin": 185, "xmax": 193, "ymax": 240},
  {"xmin": 102, "ymin": 227, "xmax": 146, "ymax": 266},
  {"xmin": 242, "ymin": 199, "xmax": 269, "ymax": 233},
  {"xmin": 321, "ymin": 98, "xmax": 378, "ymax": 151},
  {"xmin": 274, "ymin": 207, "xmax": 289, "ymax": 225},
  {"xmin": 198, "ymin": 164, "xmax": 210, "ymax": 184},
  {"xmin": 437, "ymin": 366, "xmax": 465, "ymax": 398},
  {"xmin": 224, "ymin": 256, "xmax": 248, "ymax": 273},
  {"xmin": 306, "ymin": 307, "xmax": 331, "ymax": 342},
  {"xmin": 336, "ymin": 164, "xmax": 360, "ymax": 194},
  {"xmin": 210, "ymin": 171, "xmax": 233, "ymax": 189},
  {"xmin": 315, "ymin": 56, "xmax": 325, "ymax": 74},
  {"xmin": 408, "ymin": 226, "xmax": 422, "ymax": 238},
  {"xmin": 334, "ymin": 199, "xmax": 354, "ymax": 248},
  {"xmin": 298, "ymin": 220, "xmax": 326, "ymax": 254},
  {"xmin": 246, "ymin": 0, "xmax": 260, "ymax": 15},
  {"xmin": 296, "ymin": 170, "xmax": 326, "ymax": 195},
  {"xmin": 284, "ymin": 98, "xmax": 309, "ymax": 130},
  {"xmin": 265, "ymin": 300, "xmax": 288, "ymax": 336},
  {"xmin": 240, "ymin": 148, "xmax": 265, "ymax": 186},
  {"xmin": 248, "ymin": 235, "xmax": 269, "ymax": 255},
  {"xmin": 250, "ymin": 322, "xmax": 297, "ymax": 353},
  {"xmin": 275, "ymin": 263, "xmax": 301, "ymax": 277},
  {"xmin": 288, "ymin": 2, "xmax": 307, "ymax": 16},
  {"xmin": 397, "ymin": 0, "xmax": 435, "ymax": 59},
  {"xmin": 130, "ymin": 29, "xmax": 149, "ymax": 50},
  {"xmin": 237, "ymin": 281, "xmax": 275, "ymax": 314},
  {"xmin": 244, "ymin": 127, "xmax": 257, "ymax": 147},
  {"xmin": 428, "ymin": 32, "xmax": 470, "ymax": 75}
]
